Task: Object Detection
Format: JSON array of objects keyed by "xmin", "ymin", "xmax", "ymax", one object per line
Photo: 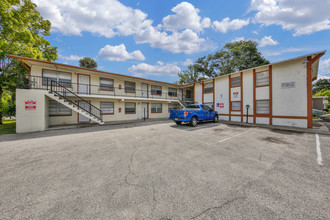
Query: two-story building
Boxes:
[
  {"xmin": 11, "ymin": 55, "xmax": 194, "ymax": 133},
  {"xmin": 10, "ymin": 50, "xmax": 325, "ymax": 133}
]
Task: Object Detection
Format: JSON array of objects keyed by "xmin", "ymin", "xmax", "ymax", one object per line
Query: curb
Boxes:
[{"xmin": 219, "ymin": 120, "xmax": 330, "ymax": 135}]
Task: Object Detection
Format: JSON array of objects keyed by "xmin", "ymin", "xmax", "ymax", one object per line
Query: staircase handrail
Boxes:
[{"xmin": 50, "ymin": 80, "xmax": 102, "ymax": 121}]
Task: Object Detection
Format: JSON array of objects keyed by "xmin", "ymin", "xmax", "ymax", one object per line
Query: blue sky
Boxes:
[{"xmin": 33, "ymin": 0, "xmax": 330, "ymax": 83}]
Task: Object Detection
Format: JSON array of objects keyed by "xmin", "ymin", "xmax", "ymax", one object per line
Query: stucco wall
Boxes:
[
  {"xmin": 194, "ymin": 83, "xmax": 202, "ymax": 104},
  {"xmin": 16, "ymin": 89, "xmax": 48, "ymax": 133},
  {"xmin": 242, "ymin": 70, "xmax": 254, "ymax": 115},
  {"xmin": 272, "ymin": 58, "xmax": 307, "ymax": 117},
  {"xmin": 214, "ymin": 76, "xmax": 229, "ymax": 115}
]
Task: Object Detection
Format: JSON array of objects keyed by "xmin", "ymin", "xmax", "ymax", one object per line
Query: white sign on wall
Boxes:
[{"xmin": 281, "ymin": 81, "xmax": 295, "ymax": 89}]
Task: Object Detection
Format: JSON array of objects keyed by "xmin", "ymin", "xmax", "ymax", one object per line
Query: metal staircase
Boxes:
[{"xmin": 46, "ymin": 81, "xmax": 104, "ymax": 125}]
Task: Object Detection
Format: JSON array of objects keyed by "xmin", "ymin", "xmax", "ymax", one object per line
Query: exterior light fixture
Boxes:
[
  {"xmin": 303, "ymin": 58, "xmax": 309, "ymax": 64},
  {"xmin": 246, "ymin": 104, "xmax": 250, "ymax": 123}
]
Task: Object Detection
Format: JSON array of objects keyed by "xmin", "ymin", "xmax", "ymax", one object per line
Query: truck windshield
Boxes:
[{"xmin": 186, "ymin": 105, "xmax": 200, "ymax": 110}]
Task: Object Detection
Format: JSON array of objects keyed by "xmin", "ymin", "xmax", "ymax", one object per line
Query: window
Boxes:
[
  {"xmin": 231, "ymin": 101, "xmax": 241, "ymax": 111},
  {"xmin": 168, "ymin": 88, "xmax": 177, "ymax": 96},
  {"xmin": 231, "ymin": 76, "xmax": 241, "ymax": 87},
  {"xmin": 204, "ymin": 83, "xmax": 213, "ymax": 93},
  {"xmin": 100, "ymin": 78, "xmax": 114, "ymax": 90},
  {"xmin": 125, "ymin": 81, "xmax": 135, "ymax": 93},
  {"xmin": 151, "ymin": 85, "xmax": 162, "ymax": 95},
  {"xmin": 186, "ymin": 90, "xmax": 192, "ymax": 99},
  {"xmin": 49, "ymin": 100, "xmax": 72, "ymax": 116},
  {"xmin": 256, "ymin": 71, "xmax": 269, "ymax": 86},
  {"xmin": 168, "ymin": 103, "xmax": 178, "ymax": 112},
  {"xmin": 204, "ymin": 102, "xmax": 213, "ymax": 109},
  {"xmin": 125, "ymin": 102, "xmax": 136, "ymax": 113},
  {"xmin": 256, "ymin": 100, "xmax": 269, "ymax": 114},
  {"xmin": 186, "ymin": 105, "xmax": 201, "ymax": 110},
  {"xmin": 202, "ymin": 105, "xmax": 212, "ymax": 111},
  {"xmin": 43, "ymin": 69, "xmax": 72, "ymax": 87},
  {"xmin": 151, "ymin": 103, "xmax": 162, "ymax": 113},
  {"xmin": 100, "ymin": 102, "xmax": 114, "ymax": 114}
]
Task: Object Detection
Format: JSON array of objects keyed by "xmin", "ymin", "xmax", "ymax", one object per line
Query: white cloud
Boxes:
[
  {"xmin": 250, "ymin": 0, "xmax": 330, "ymax": 36},
  {"xmin": 252, "ymin": 30, "xmax": 259, "ymax": 35},
  {"xmin": 319, "ymin": 58, "xmax": 330, "ymax": 75},
  {"xmin": 213, "ymin": 17, "xmax": 250, "ymax": 33},
  {"xmin": 259, "ymin": 35, "xmax": 279, "ymax": 47},
  {"xmin": 231, "ymin": 37, "xmax": 246, "ymax": 43},
  {"xmin": 32, "ymin": 0, "xmax": 152, "ymax": 38},
  {"xmin": 134, "ymin": 27, "xmax": 211, "ymax": 54},
  {"xmin": 162, "ymin": 2, "xmax": 210, "ymax": 32},
  {"xmin": 182, "ymin": 58, "xmax": 193, "ymax": 66},
  {"xmin": 128, "ymin": 61, "xmax": 181, "ymax": 77},
  {"xmin": 98, "ymin": 44, "xmax": 145, "ymax": 61},
  {"xmin": 33, "ymin": 0, "xmax": 213, "ymax": 54},
  {"xmin": 59, "ymin": 54, "xmax": 83, "ymax": 61},
  {"xmin": 317, "ymin": 75, "xmax": 330, "ymax": 81}
]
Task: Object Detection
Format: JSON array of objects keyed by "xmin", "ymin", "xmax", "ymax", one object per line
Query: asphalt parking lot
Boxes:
[{"xmin": 0, "ymin": 121, "xmax": 329, "ymax": 219}]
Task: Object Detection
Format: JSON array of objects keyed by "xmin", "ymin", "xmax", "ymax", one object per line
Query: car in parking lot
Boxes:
[{"xmin": 169, "ymin": 104, "xmax": 218, "ymax": 126}]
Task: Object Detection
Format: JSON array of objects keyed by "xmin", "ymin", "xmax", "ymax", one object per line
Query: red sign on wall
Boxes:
[
  {"xmin": 219, "ymin": 103, "xmax": 224, "ymax": 108},
  {"xmin": 25, "ymin": 100, "xmax": 36, "ymax": 110}
]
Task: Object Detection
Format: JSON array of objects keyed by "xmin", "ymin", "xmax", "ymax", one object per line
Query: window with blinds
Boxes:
[
  {"xmin": 43, "ymin": 69, "xmax": 72, "ymax": 87},
  {"xmin": 151, "ymin": 103, "xmax": 162, "ymax": 113},
  {"xmin": 125, "ymin": 102, "xmax": 136, "ymax": 113},
  {"xmin": 168, "ymin": 103, "xmax": 178, "ymax": 112},
  {"xmin": 231, "ymin": 101, "xmax": 241, "ymax": 111},
  {"xmin": 256, "ymin": 71, "xmax": 269, "ymax": 86},
  {"xmin": 100, "ymin": 102, "xmax": 114, "ymax": 114},
  {"xmin": 125, "ymin": 81, "xmax": 135, "ymax": 93},
  {"xmin": 231, "ymin": 76, "xmax": 241, "ymax": 87},
  {"xmin": 49, "ymin": 100, "xmax": 72, "ymax": 116},
  {"xmin": 100, "ymin": 78, "xmax": 114, "ymax": 90},
  {"xmin": 204, "ymin": 83, "xmax": 213, "ymax": 93},
  {"xmin": 168, "ymin": 88, "xmax": 177, "ymax": 96},
  {"xmin": 256, "ymin": 100, "xmax": 269, "ymax": 114},
  {"xmin": 151, "ymin": 85, "xmax": 162, "ymax": 95}
]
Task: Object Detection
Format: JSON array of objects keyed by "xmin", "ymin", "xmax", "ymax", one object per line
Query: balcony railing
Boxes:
[{"xmin": 18, "ymin": 75, "xmax": 194, "ymax": 102}]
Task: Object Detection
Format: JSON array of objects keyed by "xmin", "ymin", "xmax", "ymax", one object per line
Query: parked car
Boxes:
[{"xmin": 169, "ymin": 104, "xmax": 218, "ymax": 127}]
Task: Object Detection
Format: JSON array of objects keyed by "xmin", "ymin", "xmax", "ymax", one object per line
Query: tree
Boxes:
[
  {"xmin": 177, "ymin": 65, "xmax": 207, "ymax": 85},
  {"xmin": 178, "ymin": 40, "xmax": 269, "ymax": 84},
  {"xmin": 79, "ymin": 57, "xmax": 98, "ymax": 69},
  {"xmin": 0, "ymin": 0, "xmax": 58, "ymax": 124},
  {"xmin": 313, "ymin": 79, "xmax": 330, "ymax": 94}
]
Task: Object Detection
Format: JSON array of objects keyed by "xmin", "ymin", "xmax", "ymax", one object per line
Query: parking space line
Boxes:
[
  {"xmin": 315, "ymin": 134, "xmax": 323, "ymax": 166},
  {"xmin": 218, "ymin": 128, "xmax": 257, "ymax": 143}
]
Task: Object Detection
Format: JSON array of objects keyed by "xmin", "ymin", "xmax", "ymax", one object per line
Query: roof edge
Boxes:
[{"xmin": 8, "ymin": 55, "xmax": 184, "ymax": 87}]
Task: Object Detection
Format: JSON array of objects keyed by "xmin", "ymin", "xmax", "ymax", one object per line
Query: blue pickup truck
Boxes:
[{"xmin": 169, "ymin": 104, "xmax": 218, "ymax": 127}]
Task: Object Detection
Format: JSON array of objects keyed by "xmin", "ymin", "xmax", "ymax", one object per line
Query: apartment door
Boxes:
[
  {"xmin": 78, "ymin": 74, "xmax": 90, "ymax": 94},
  {"xmin": 178, "ymin": 89, "xmax": 183, "ymax": 100},
  {"xmin": 78, "ymin": 100, "xmax": 91, "ymax": 122},
  {"xmin": 141, "ymin": 84, "xmax": 148, "ymax": 98},
  {"xmin": 141, "ymin": 103, "xmax": 148, "ymax": 119}
]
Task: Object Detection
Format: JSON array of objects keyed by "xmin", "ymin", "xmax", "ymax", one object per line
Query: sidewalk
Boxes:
[{"xmin": 219, "ymin": 119, "xmax": 330, "ymax": 135}]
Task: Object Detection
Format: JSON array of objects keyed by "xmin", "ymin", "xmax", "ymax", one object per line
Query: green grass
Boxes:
[{"xmin": 0, "ymin": 119, "xmax": 16, "ymax": 134}]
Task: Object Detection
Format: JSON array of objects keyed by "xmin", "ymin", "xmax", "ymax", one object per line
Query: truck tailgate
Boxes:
[{"xmin": 170, "ymin": 110, "xmax": 186, "ymax": 119}]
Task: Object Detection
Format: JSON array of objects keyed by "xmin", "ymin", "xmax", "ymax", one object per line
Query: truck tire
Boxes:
[
  {"xmin": 213, "ymin": 115, "xmax": 219, "ymax": 123},
  {"xmin": 175, "ymin": 121, "xmax": 182, "ymax": 125},
  {"xmin": 190, "ymin": 116, "xmax": 198, "ymax": 127}
]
